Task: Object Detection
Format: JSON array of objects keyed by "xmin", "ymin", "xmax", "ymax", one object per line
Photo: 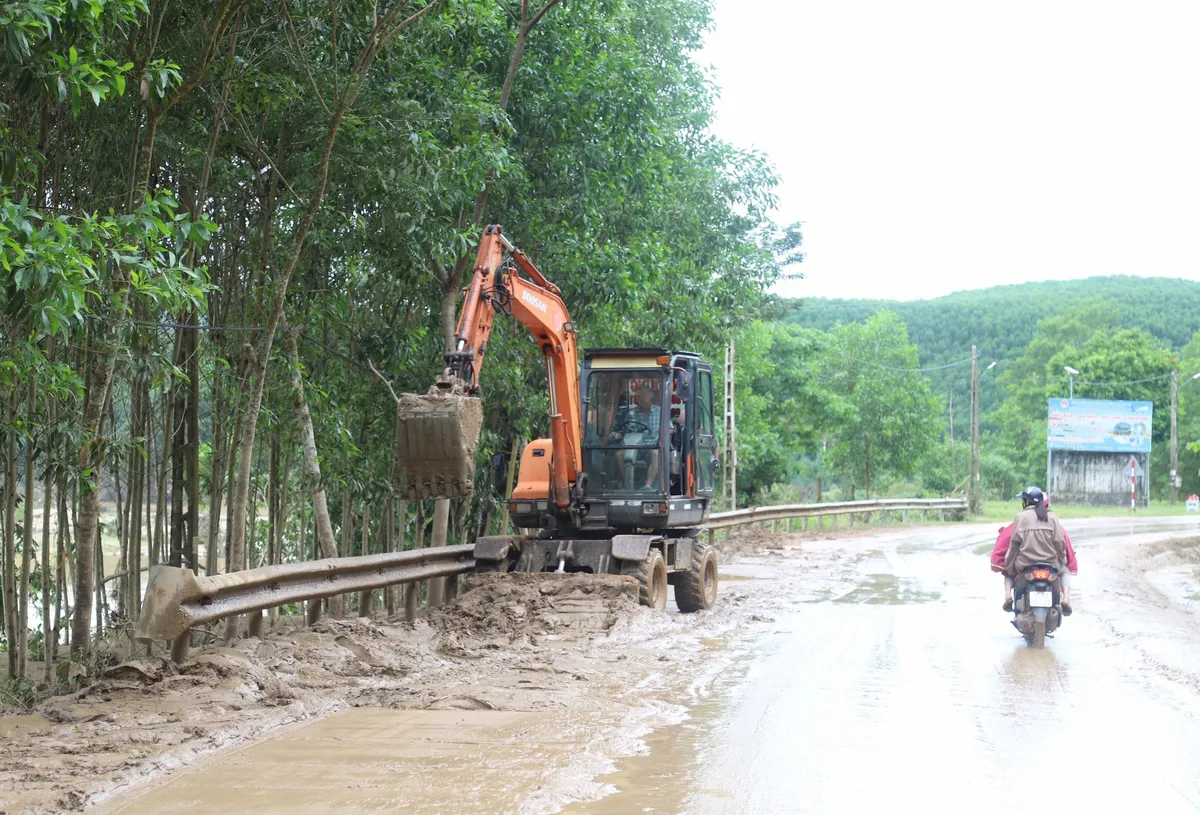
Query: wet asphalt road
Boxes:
[
  {"xmin": 90, "ymin": 517, "xmax": 1200, "ymax": 814},
  {"xmin": 570, "ymin": 516, "xmax": 1200, "ymax": 814}
]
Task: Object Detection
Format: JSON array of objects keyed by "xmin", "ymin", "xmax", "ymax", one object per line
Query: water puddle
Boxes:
[
  {"xmin": 833, "ymin": 573, "xmax": 941, "ymax": 605},
  {"xmin": 0, "ymin": 713, "xmax": 50, "ymax": 739}
]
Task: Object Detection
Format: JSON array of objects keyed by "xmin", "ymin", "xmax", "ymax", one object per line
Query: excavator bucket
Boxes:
[{"xmin": 393, "ymin": 384, "xmax": 484, "ymax": 500}]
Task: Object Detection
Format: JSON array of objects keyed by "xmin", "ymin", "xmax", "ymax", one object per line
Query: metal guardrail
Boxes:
[
  {"xmin": 136, "ymin": 498, "xmax": 966, "ymax": 663},
  {"xmin": 704, "ymin": 498, "xmax": 968, "ymax": 533},
  {"xmin": 136, "ymin": 544, "xmax": 475, "ymax": 662}
]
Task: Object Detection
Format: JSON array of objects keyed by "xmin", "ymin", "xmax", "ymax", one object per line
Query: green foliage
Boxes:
[
  {"xmin": 784, "ymin": 276, "xmax": 1200, "ymax": 429},
  {"xmin": 992, "ymin": 299, "xmax": 1178, "ymax": 487},
  {"xmin": 725, "ymin": 312, "xmax": 943, "ymax": 503},
  {"xmin": 816, "ymin": 313, "xmax": 940, "ymax": 495}
]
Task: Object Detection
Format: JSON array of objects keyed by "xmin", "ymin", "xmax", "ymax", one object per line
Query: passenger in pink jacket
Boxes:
[{"xmin": 991, "ymin": 496, "xmax": 1076, "ymax": 615}]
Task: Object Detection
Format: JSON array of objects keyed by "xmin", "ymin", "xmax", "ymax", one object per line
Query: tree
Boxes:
[{"xmin": 818, "ymin": 313, "xmax": 940, "ymax": 496}]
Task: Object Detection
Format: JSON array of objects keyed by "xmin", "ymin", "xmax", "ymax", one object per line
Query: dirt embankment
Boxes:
[{"xmin": 1, "ymin": 572, "xmax": 735, "ymax": 814}]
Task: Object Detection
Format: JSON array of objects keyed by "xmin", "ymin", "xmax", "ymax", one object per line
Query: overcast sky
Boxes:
[{"xmin": 699, "ymin": 0, "xmax": 1200, "ymax": 302}]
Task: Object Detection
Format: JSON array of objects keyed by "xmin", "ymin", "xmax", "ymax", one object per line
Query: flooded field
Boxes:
[{"xmin": 5, "ymin": 517, "xmax": 1200, "ymax": 813}]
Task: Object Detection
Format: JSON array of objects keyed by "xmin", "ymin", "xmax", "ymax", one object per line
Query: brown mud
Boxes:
[{"xmin": 0, "ymin": 569, "xmax": 778, "ymax": 814}]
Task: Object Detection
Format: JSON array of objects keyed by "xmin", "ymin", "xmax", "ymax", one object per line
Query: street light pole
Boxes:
[
  {"xmin": 1171, "ymin": 371, "xmax": 1178, "ymax": 504},
  {"xmin": 968, "ymin": 348, "xmax": 984, "ymax": 514},
  {"xmin": 1064, "ymin": 366, "xmax": 1079, "ymax": 401}
]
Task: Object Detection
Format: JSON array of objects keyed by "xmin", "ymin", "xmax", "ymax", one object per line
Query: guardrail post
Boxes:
[
  {"xmin": 405, "ymin": 583, "xmax": 418, "ymax": 622},
  {"xmin": 171, "ymin": 633, "xmax": 190, "ymax": 663}
]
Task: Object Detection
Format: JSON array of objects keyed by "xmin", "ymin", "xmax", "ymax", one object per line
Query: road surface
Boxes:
[{"xmin": 94, "ymin": 516, "xmax": 1200, "ymax": 814}]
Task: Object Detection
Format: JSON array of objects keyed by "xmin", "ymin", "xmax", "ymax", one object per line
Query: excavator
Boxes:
[{"xmin": 393, "ymin": 224, "xmax": 719, "ymax": 611}]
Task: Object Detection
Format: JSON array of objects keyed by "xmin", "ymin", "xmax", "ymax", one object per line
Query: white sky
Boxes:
[{"xmin": 700, "ymin": 0, "xmax": 1200, "ymax": 301}]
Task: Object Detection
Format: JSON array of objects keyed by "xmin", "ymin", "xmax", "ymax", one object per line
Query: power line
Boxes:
[
  {"xmin": 804, "ymin": 333, "xmax": 975, "ymax": 373},
  {"xmin": 1068, "ymin": 372, "xmax": 1174, "ymax": 388}
]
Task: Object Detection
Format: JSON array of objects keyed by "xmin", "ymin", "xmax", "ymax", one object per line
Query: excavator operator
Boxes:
[{"xmin": 610, "ymin": 384, "xmax": 661, "ymax": 490}]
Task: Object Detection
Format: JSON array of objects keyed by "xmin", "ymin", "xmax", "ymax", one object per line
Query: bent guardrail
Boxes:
[
  {"xmin": 137, "ymin": 544, "xmax": 475, "ymax": 662},
  {"xmin": 704, "ymin": 497, "xmax": 968, "ymax": 535},
  {"xmin": 137, "ymin": 498, "xmax": 966, "ymax": 663}
]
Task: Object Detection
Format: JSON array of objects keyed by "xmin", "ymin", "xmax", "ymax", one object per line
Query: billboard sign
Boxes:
[{"xmin": 1047, "ymin": 398, "xmax": 1153, "ymax": 453}]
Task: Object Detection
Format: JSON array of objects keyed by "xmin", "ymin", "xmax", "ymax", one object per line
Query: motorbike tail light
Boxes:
[{"xmin": 1032, "ymin": 569, "xmax": 1051, "ymax": 580}]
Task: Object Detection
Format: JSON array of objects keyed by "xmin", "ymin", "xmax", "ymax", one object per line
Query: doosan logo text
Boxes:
[{"xmin": 522, "ymin": 291, "xmax": 549, "ymax": 313}]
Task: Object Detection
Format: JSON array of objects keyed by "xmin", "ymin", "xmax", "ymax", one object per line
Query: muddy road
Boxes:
[{"xmin": 6, "ymin": 517, "xmax": 1200, "ymax": 813}]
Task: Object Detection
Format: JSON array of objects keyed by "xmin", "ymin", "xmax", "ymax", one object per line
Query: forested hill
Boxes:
[
  {"xmin": 782, "ymin": 276, "xmax": 1200, "ymax": 363},
  {"xmin": 780, "ymin": 275, "xmax": 1200, "ymax": 415}
]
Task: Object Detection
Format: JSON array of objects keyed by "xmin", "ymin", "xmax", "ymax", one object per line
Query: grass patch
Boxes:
[{"xmin": 976, "ymin": 499, "xmax": 1195, "ymax": 523}]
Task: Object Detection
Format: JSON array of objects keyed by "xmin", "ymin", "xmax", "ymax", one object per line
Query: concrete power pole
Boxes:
[
  {"xmin": 969, "ymin": 345, "xmax": 981, "ymax": 515},
  {"xmin": 723, "ymin": 341, "xmax": 737, "ymax": 511},
  {"xmin": 1171, "ymin": 370, "xmax": 1179, "ymax": 504}
]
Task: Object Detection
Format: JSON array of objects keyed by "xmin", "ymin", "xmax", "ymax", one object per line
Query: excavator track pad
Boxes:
[{"xmin": 394, "ymin": 377, "xmax": 483, "ymax": 500}]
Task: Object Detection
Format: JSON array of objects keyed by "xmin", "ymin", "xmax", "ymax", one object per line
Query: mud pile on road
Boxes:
[
  {"xmin": 430, "ymin": 573, "xmax": 639, "ymax": 643},
  {"xmin": 0, "ymin": 573, "xmax": 654, "ymax": 813}
]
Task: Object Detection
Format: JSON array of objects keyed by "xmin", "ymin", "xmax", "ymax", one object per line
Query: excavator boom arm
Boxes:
[{"xmin": 445, "ymin": 225, "xmax": 582, "ymax": 507}]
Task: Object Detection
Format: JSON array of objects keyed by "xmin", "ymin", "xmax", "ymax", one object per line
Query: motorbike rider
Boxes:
[
  {"xmin": 1001, "ymin": 486, "xmax": 1070, "ymax": 615},
  {"xmin": 992, "ymin": 493, "xmax": 1076, "ymax": 614}
]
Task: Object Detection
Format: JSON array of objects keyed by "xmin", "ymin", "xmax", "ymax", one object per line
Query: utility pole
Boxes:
[
  {"xmin": 948, "ymin": 390, "xmax": 953, "ymax": 446},
  {"xmin": 723, "ymin": 340, "xmax": 737, "ymax": 511},
  {"xmin": 1171, "ymin": 370, "xmax": 1179, "ymax": 504},
  {"xmin": 969, "ymin": 345, "xmax": 981, "ymax": 514}
]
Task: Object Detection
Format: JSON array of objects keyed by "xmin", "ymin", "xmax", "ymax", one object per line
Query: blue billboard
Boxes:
[{"xmin": 1047, "ymin": 398, "xmax": 1153, "ymax": 453}]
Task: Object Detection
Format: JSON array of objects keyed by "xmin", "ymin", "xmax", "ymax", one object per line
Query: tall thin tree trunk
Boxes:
[
  {"xmin": 4, "ymin": 389, "xmax": 19, "ymax": 675},
  {"xmin": 385, "ymin": 498, "xmax": 400, "ymax": 616},
  {"xmin": 405, "ymin": 501, "xmax": 427, "ymax": 621},
  {"xmin": 19, "ymin": 374, "xmax": 36, "ymax": 677},
  {"xmin": 129, "ymin": 380, "xmax": 145, "ymax": 618},
  {"xmin": 73, "ymin": 272, "xmax": 131, "ymax": 657},
  {"xmin": 206, "ymin": 372, "xmax": 226, "ymax": 576},
  {"xmin": 41, "ymin": 460, "xmax": 54, "ymax": 681},
  {"xmin": 169, "ymin": 333, "xmax": 186, "ymax": 567},
  {"xmin": 52, "ymin": 476, "xmax": 68, "ymax": 666},
  {"xmin": 154, "ymin": 372, "xmax": 175, "ymax": 567},
  {"xmin": 284, "ymin": 329, "xmax": 341, "ymax": 618},
  {"xmin": 186, "ymin": 316, "xmax": 200, "ymax": 573},
  {"xmin": 427, "ymin": 499, "xmax": 449, "ymax": 608},
  {"xmin": 357, "ymin": 502, "xmax": 371, "ymax": 616},
  {"xmin": 110, "ymin": 430, "xmax": 126, "ymax": 620},
  {"xmin": 339, "ymin": 494, "xmax": 353, "ymax": 614}
]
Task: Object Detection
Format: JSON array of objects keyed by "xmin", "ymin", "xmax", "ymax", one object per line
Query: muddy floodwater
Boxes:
[{"xmin": 8, "ymin": 517, "xmax": 1200, "ymax": 814}]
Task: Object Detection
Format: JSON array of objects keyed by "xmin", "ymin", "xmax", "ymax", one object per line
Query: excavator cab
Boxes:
[{"xmin": 509, "ymin": 348, "xmax": 717, "ymax": 532}]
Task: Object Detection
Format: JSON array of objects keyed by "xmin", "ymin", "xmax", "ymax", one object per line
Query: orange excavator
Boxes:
[{"xmin": 394, "ymin": 225, "xmax": 720, "ymax": 611}]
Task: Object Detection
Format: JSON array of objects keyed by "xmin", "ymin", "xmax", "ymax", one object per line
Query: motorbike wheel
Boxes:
[{"xmin": 1032, "ymin": 619, "xmax": 1046, "ymax": 649}]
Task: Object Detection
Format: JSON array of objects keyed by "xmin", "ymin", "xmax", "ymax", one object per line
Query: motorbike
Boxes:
[{"xmin": 1011, "ymin": 563, "xmax": 1063, "ymax": 648}]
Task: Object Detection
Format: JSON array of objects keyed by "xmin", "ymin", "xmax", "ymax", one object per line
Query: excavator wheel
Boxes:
[
  {"xmin": 621, "ymin": 549, "xmax": 668, "ymax": 611},
  {"xmin": 674, "ymin": 541, "xmax": 718, "ymax": 613}
]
